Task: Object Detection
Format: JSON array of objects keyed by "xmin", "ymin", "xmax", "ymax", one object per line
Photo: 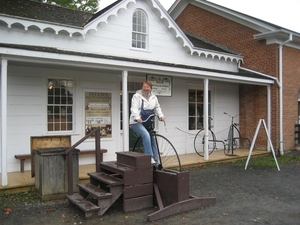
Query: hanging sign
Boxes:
[{"xmin": 146, "ymin": 75, "xmax": 172, "ymax": 96}]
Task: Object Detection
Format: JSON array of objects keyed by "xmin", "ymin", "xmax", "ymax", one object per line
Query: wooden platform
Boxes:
[{"xmin": 0, "ymin": 149, "xmax": 269, "ymax": 195}]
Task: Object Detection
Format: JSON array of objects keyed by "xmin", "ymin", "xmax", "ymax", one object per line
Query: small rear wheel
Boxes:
[
  {"xmin": 194, "ymin": 129, "xmax": 216, "ymax": 157},
  {"xmin": 224, "ymin": 139, "xmax": 238, "ymax": 155}
]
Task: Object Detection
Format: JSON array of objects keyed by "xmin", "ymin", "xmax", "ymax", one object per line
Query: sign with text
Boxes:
[
  {"xmin": 146, "ymin": 75, "xmax": 172, "ymax": 97},
  {"xmin": 85, "ymin": 92, "xmax": 112, "ymax": 138}
]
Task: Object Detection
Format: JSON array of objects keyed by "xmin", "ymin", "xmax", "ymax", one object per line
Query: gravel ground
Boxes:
[{"xmin": 2, "ymin": 154, "xmax": 300, "ymax": 225}]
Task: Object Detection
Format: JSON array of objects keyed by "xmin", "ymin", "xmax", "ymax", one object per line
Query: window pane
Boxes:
[
  {"xmin": 197, "ymin": 90, "xmax": 203, "ymax": 102},
  {"xmin": 189, "ymin": 103, "xmax": 195, "ymax": 116},
  {"xmin": 197, "ymin": 103, "xmax": 203, "ymax": 117},
  {"xmin": 189, "ymin": 117, "xmax": 195, "ymax": 130},
  {"xmin": 141, "ymin": 41, "xmax": 146, "ymax": 49},
  {"xmin": 189, "ymin": 90, "xmax": 196, "ymax": 102},
  {"xmin": 196, "ymin": 115, "xmax": 203, "ymax": 129}
]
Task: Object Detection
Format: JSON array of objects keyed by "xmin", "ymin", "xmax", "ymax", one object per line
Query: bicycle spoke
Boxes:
[
  {"xmin": 155, "ymin": 134, "xmax": 181, "ymax": 171},
  {"xmin": 132, "ymin": 134, "xmax": 182, "ymax": 171}
]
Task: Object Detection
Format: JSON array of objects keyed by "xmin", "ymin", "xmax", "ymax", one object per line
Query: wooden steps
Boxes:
[
  {"xmin": 77, "ymin": 183, "xmax": 112, "ymax": 199},
  {"xmin": 67, "ymin": 193, "xmax": 99, "ymax": 212},
  {"xmin": 67, "ymin": 151, "xmax": 216, "ymax": 221},
  {"xmin": 88, "ymin": 172, "xmax": 124, "ymax": 187},
  {"xmin": 67, "ymin": 151, "xmax": 153, "ymax": 219}
]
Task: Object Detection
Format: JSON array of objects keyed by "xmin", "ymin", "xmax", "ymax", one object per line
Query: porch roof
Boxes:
[{"xmin": 0, "ymin": 43, "xmax": 274, "ymax": 84}]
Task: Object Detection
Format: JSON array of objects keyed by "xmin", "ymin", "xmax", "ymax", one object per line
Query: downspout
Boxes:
[
  {"xmin": 238, "ymin": 61, "xmax": 281, "ymax": 153},
  {"xmin": 278, "ymin": 33, "xmax": 293, "ymax": 155}
]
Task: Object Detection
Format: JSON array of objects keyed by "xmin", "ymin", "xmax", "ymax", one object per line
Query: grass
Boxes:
[
  {"xmin": 187, "ymin": 153, "xmax": 300, "ymax": 170},
  {"xmin": 0, "ymin": 190, "xmax": 39, "ymax": 213},
  {"xmin": 242, "ymin": 154, "xmax": 300, "ymax": 168},
  {"xmin": 219, "ymin": 154, "xmax": 300, "ymax": 169}
]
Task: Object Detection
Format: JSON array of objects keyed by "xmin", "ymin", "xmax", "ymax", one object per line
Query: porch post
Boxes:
[
  {"xmin": 1, "ymin": 58, "xmax": 8, "ymax": 186},
  {"xmin": 203, "ymin": 78, "xmax": 209, "ymax": 161},
  {"xmin": 122, "ymin": 70, "xmax": 129, "ymax": 151}
]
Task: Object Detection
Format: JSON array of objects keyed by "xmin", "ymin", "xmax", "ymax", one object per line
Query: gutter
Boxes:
[{"xmin": 238, "ymin": 61, "xmax": 280, "ymax": 88}]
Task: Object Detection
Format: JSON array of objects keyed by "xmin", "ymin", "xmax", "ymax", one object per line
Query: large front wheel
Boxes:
[
  {"xmin": 224, "ymin": 125, "xmax": 240, "ymax": 155},
  {"xmin": 194, "ymin": 129, "xmax": 216, "ymax": 157},
  {"xmin": 154, "ymin": 134, "xmax": 182, "ymax": 171},
  {"xmin": 132, "ymin": 134, "xmax": 182, "ymax": 171}
]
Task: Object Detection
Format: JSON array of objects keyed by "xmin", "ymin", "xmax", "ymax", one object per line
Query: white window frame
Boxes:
[
  {"xmin": 47, "ymin": 78, "xmax": 74, "ymax": 132},
  {"xmin": 188, "ymin": 85, "xmax": 214, "ymax": 131},
  {"xmin": 132, "ymin": 9, "xmax": 148, "ymax": 49}
]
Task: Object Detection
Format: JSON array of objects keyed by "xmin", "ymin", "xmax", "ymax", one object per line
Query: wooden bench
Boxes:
[
  {"xmin": 15, "ymin": 154, "xmax": 32, "ymax": 173},
  {"xmin": 15, "ymin": 149, "xmax": 108, "ymax": 172}
]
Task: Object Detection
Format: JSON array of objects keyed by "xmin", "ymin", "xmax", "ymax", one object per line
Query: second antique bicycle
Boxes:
[
  {"xmin": 131, "ymin": 114, "xmax": 182, "ymax": 171},
  {"xmin": 194, "ymin": 113, "xmax": 251, "ymax": 157},
  {"xmin": 223, "ymin": 112, "xmax": 251, "ymax": 156}
]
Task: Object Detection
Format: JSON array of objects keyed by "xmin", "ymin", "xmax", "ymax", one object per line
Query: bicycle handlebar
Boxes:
[
  {"xmin": 134, "ymin": 114, "xmax": 168, "ymax": 133},
  {"xmin": 134, "ymin": 114, "xmax": 156, "ymax": 123},
  {"xmin": 224, "ymin": 112, "xmax": 240, "ymax": 118}
]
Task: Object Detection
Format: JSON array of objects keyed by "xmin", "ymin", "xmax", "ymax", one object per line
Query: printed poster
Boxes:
[{"xmin": 85, "ymin": 92, "xmax": 112, "ymax": 138}]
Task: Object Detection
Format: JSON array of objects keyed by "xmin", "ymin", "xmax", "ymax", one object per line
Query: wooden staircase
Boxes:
[{"xmin": 67, "ymin": 151, "xmax": 153, "ymax": 219}]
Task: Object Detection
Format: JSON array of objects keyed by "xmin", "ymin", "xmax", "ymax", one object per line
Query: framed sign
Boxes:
[
  {"xmin": 85, "ymin": 92, "xmax": 112, "ymax": 138},
  {"xmin": 146, "ymin": 75, "xmax": 172, "ymax": 97}
]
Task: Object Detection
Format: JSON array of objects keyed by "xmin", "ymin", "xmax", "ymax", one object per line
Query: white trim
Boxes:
[{"xmin": 1, "ymin": 58, "xmax": 8, "ymax": 186}]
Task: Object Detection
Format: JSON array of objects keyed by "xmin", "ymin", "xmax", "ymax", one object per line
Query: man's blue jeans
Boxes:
[{"xmin": 131, "ymin": 123, "xmax": 160, "ymax": 164}]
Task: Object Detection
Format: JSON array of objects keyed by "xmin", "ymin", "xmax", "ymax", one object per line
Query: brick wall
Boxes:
[
  {"xmin": 175, "ymin": 4, "xmax": 300, "ymax": 151},
  {"xmin": 282, "ymin": 47, "xmax": 300, "ymax": 149}
]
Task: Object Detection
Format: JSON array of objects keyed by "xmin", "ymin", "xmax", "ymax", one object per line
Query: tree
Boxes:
[{"xmin": 40, "ymin": 0, "xmax": 99, "ymax": 13}]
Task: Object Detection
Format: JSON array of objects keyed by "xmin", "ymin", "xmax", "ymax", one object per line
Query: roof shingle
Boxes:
[{"xmin": 0, "ymin": 0, "xmax": 93, "ymax": 27}]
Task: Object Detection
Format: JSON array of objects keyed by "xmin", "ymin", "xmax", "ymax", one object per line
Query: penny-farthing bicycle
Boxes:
[{"xmin": 131, "ymin": 114, "xmax": 182, "ymax": 171}]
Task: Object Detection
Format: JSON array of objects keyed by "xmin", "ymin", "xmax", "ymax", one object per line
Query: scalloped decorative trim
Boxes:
[{"xmin": 0, "ymin": 0, "xmax": 243, "ymax": 63}]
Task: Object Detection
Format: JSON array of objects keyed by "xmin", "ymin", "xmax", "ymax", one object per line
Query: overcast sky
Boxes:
[{"xmin": 99, "ymin": 0, "xmax": 300, "ymax": 33}]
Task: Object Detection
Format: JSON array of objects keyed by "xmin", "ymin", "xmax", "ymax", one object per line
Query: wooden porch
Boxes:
[{"xmin": 0, "ymin": 149, "xmax": 269, "ymax": 195}]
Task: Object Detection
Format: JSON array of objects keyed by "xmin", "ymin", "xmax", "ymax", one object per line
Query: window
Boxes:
[
  {"xmin": 132, "ymin": 10, "xmax": 147, "ymax": 49},
  {"xmin": 188, "ymin": 89, "xmax": 211, "ymax": 130},
  {"xmin": 47, "ymin": 79, "xmax": 73, "ymax": 131}
]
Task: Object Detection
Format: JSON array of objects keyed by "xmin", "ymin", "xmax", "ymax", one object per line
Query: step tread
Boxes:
[
  {"xmin": 77, "ymin": 183, "xmax": 113, "ymax": 199},
  {"xmin": 88, "ymin": 172, "xmax": 124, "ymax": 186},
  {"xmin": 100, "ymin": 161, "xmax": 135, "ymax": 175},
  {"xmin": 66, "ymin": 193, "xmax": 99, "ymax": 212}
]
